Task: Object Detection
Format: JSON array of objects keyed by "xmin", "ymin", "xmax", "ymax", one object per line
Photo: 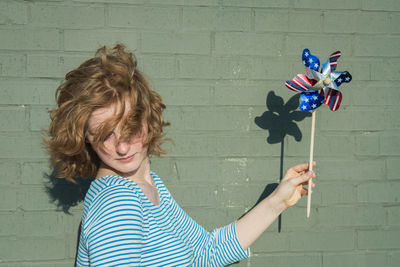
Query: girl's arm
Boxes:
[{"xmin": 235, "ymin": 162, "xmax": 316, "ymax": 250}]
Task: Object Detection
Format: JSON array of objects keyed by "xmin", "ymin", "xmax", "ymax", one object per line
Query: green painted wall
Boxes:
[{"xmin": 0, "ymin": 0, "xmax": 399, "ymax": 266}]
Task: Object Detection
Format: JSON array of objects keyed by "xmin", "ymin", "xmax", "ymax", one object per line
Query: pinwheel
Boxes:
[{"xmin": 285, "ymin": 48, "xmax": 352, "ymax": 217}]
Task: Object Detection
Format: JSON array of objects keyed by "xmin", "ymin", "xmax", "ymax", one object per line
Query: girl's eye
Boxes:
[{"xmin": 104, "ymin": 132, "xmax": 113, "ymax": 141}]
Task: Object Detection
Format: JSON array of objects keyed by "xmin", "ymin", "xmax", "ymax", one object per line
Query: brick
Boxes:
[
  {"xmin": 246, "ymin": 157, "xmax": 281, "ymax": 182},
  {"xmin": 220, "ymin": 184, "xmax": 263, "ymax": 208},
  {"xmin": 290, "ymin": 231, "xmax": 354, "ymax": 251},
  {"xmin": 387, "ymin": 158, "xmax": 400, "ymax": 180},
  {"xmin": 27, "ymin": 54, "xmax": 89, "ymax": 78},
  {"xmin": 31, "ymin": 3, "xmax": 104, "ymax": 28},
  {"xmin": 184, "ymin": 207, "xmax": 239, "ymax": 231},
  {"xmin": 324, "ymin": 11, "xmax": 390, "ymax": 34},
  {"xmin": 389, "ymin": 252, "xmax": 400, "ymax": 267},
  {"xmin": 0, "ymin": 29, "xmax": 59, "ymax": 51},
  {"xmin": 0, "ymin": 162, "xmax": 19, "ymax": 185},
  {"xmin": 142, "ymin": 32, "xmax": 210, "ymax": 55},
  {"xmin": 387, "ymin": 206, "xmax": 400, "ymax": 225},
  {"xmin": 22, "ymin": 262, "xmax": 75, "ymax": 267},
  {"xmin": 0, "ymin": 53, "xmax": 26, "ymax": 77},
  {"xmin": 252, "ymin": 232, "xmax": 289, "ymax": 252},
  {"xmin": 222, "ymin": 0, "xmax": 290, "ymax": 8},
  {"xmin": 215, "ymin": 134, "xmax": 281, "ymax": 157},
  {"xmin": 320, "ymin": 106, "xmax": 385, "ymax": 131},
  {"xmin": 215, "ymin": 32, "xmax": 284, "ymax": 56},
  {"xmin": 30, "ymin": 106, "xmax": 51, "ymax": 131},
  {"xmin": 183, "ymin": 0, "xmax": 218, "ymax": 6},
  {"xmin": 362, "ymin": 0, "xmax": 400, "ymax": 11},
  {"xmin": 323, "ymin": 252, "xmax": 387, "ymax": 267},
  {"xmin": 285, "ymin": 34, "xmax": 353, "ymax": 57},
  {"xmin": 293, "ymin": 0, "xmax": 361, "ymax": 9},
  {"xmin": 344, "ymin": 58, "xmax": 371, "ymax": 81},
  {"xmin": 155, "ymin": 84, "xmax": 213, "ymax": 106},
  {"xmin": 0, "ymin": 106, "xmax": 26, "ymax": 131},
  {"xmin": 166, "ymin": 133, "xmax": 217, "ymax": 157},
  {"xmin": 0, "ymin": 79, "xmax": 59, "ymax": 105},
  {"xmin": 0, "ymin": 132, "xmax": 46, "ymax": 159},
  {"xmin": 251, "ymin": 57, "xmax": 295, "ymax": 80},
  {"xmin": 149, "ymin": 157, "xmax": 179, "ymax": 183},
  {"xmin": 317, "ymin": 206, "xmax": 385, "ymax": 227},
  {"xmin": 139, "ymin": 55, "xmax": 175, "ymax": 79},
  {"xmin": 214, "ymin": 84, "xmax": 276, "ymax": 106},
  {"xmin": 179, "ymin": 106, "xmax": 250, "ymax": 131},
  {"xmin": 355, "ymin": 133, "xmax": 379, "ymax": 156},
  {"xmin": 0, "ymin": 186, "xmax": 18, "ymax": 211},
  {"xmin": 251, "ymin": 254, "xmax": 321, "ymax": 267},
  {"xmin": 380, "ymin": 134, "xmax": 400, "ymax": 155},
  {"xmin": 0, "ymin": 1, "xmax": 27, "ymax": 24},
  {"xmin": 371, "ymin": 58, "xmax": 400, "ymax": 81},
  {"xmin": 64, "ymin": 30, "xmax": 139, "ymax": 52},
  {"xmin": 216, "ymin": 158, "xmax": 248, "ymax": 184},
  {"xmin": 352, "ymin": 81, "xmax": 397, "ymax": 106},
  {"xmin": 391, "ymin": 13, "xmax": 400, "ymax": 33},
  {"xmin": 75, "ymin": 0, "xmax": 143, "ymax": 3},
  {"xmin": 282, "ymin": 206, "xmax": 319, "ymax": 229},
  {"xmin": 358, "ymin": 182, "xmax": 400, "ymax": 203},
  {"xmin": 21, "ymin": 162, "xmax": 49, "ymax": 185},
  {"xmin": 109, "ymin": 6, "xmax": 179, "ymax": 30},
  {"xmin": 355, "ymin": 36, "xmax": 400, "ymax": 57},
  {"xmin": 167, "ymin": 184, "xmax": 219, "ymax": 207},
  {"xmin": 18, "ymin": 211, "xmax": 65, "ymax": 237},
  {"xmin": 183, "ymin": 7, "xmax": 251, "ymax": 31},
  {"xmin": 177, "ymin": 55, "xmax": 252, "ymax": 80},
  {"xmin": 19, "ymin": 186, "xmax": 58, "ymax": 211},
  {"xmin": 0, "ymin": 237, "xmax": 65, "ymax": 261},
  {"xmin": 0, "ymin": 211, "xmax": 18, "ymax": 236},
  {"xmin": 287, "ymin": 133, "xmax": 354, "ymax": 157},
  {"xmin": 386, "ymin": 107, "xmax": 400, "ymax": 129},
  {"xmin": 255, "ymin": 10, "xmax": 289, "ymax": 32},
  {"xmin": 318, "ymin": 183, "xmax": 357, "ymax": 205},
  {"xmin": 289, "ymin": 11, "xmax": 322, "ymax": 33},
  {"xmin": 358, "ymin": 230, "xmax": 400, "ymax": 249},
  {"xmin": 167, "ymin": 158, "xmax": 219, "ymax": 184}
]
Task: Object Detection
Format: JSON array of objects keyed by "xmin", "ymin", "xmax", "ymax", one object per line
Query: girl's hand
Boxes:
[{"xmin": 273, "ymin": 162, "xmax": 316, "ymax": 209}]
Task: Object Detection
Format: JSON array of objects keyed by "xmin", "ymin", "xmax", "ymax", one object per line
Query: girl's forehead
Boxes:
[{"xmin": 88, "ymin": 101, "xmax": 131, "ymax": 127}]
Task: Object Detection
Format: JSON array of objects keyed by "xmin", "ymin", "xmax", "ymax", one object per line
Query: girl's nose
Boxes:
[{"xmin": 115, "ymin": 138, "xmax": 130, "ymax": 156}]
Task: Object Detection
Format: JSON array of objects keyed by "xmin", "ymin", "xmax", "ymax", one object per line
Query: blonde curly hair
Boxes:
[{"xmin": 44, "ymin": 44, "xmax": 169, "ymax": 184}]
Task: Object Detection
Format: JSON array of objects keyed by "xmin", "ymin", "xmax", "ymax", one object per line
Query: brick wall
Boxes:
[{"xmin": 0, "ymin": 0, "xmax": 399, "ymax": 266}]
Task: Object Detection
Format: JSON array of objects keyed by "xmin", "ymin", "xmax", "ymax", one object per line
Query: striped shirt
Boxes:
[{"xmin": 76, "ymin": 172, "xmax": 250, "ymax": 266}]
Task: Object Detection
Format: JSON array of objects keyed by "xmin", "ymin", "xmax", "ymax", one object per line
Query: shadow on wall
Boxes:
[
  {"xmin": 44, "ymin": 169, "xmax": 94, "ymax": 214},
  {"xmin": 250, "ymin": 91, "xmax": 310, "ymax": 232}
]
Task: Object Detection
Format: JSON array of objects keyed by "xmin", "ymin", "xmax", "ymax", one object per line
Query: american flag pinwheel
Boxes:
[
  {"xmin": 285, "ymin": 48, "xmax": 352, "ymax": 112},
  {"xmin": 283, "ymin": 48, "xmax": 352, "ymax": 218}
]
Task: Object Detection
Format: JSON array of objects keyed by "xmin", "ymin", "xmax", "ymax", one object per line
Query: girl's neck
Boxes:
[{"xmin": 96, "ymin": 157, "xmax": 153, "ymax": 185}]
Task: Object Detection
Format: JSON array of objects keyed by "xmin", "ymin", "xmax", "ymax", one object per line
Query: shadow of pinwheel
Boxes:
[{"xmin": 253, "ymin": 91, "xmax": 311, "ymax": 232}]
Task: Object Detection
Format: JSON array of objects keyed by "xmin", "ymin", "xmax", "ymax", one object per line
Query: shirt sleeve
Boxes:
[
  {"xmin": 192, "ymin": 221, "xmax": 251, "ymax": 267},
  {"xmin": 167, "ymin": 197, "xmax": 250, "ymax": 267},
  {"xmin": 84, "ymin": 185, "xmax": 144, "ymax": 267}
]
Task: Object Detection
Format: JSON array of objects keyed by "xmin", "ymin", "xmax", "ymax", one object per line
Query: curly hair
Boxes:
[{"xmin": 44, "ymin": 44, "xmax": 170, "ymax": 184}]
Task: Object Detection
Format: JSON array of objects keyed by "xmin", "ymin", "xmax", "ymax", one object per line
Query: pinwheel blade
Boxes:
[
  {"xmin": 324, "ymin": 88, "xmax": 343, "ymax": 111},
  {"xmin": 285, "ymin": 74, "xmax": 314, "ymax": 93},
  {"xmin": 302, "ymin": 48, "xmax": 320, "ymax": 71},
  {"xmin": 329, "ymin": 51, "xmax": 341, "ymax": 72}
]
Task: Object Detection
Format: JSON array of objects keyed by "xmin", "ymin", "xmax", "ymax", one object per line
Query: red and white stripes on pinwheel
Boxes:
[{"xmin": 285, "ymin": 74, "xmax": 314, "ymax": 93}]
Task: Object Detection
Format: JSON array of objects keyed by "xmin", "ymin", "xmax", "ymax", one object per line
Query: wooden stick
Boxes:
[{"xmin": 307, "ymin": 110, "xmax": 316, "ymax": 218}]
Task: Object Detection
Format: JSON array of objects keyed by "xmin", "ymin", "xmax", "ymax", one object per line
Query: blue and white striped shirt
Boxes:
[{"xmin": 76, "ymin": 172, "xmax": 250, "ymax": 266}]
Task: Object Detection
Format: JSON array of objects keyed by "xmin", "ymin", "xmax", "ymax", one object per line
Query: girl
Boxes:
[{"xmin": 46, "ymin": 44, "xmax": 315, "ymax": 266}]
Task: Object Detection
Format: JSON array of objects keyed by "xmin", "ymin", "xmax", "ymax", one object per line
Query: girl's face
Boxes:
[{"xmin": 86, "ymin": 102, "xmax": 149, "ymax": 179}]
